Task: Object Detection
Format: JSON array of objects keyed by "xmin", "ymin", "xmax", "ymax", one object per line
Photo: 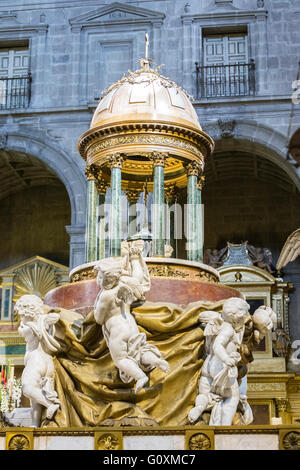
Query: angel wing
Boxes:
[
  {"xmin": 247, "ymin": 244, "xmax": 257, "ymax": 260},
  {"xmin": 276, "ymin": 228, "xmax": 300, "ymax": 271},
  {"xmin": 198, "ymin": 311, "xmax": 223, "ymax": 337}
]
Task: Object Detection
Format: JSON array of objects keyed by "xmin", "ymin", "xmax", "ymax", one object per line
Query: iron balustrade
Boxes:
[
  {"xmin": 0, "ymin": 74, "xmax": 31, "ymax": 110},
  {"xmin": 194, "ymin": 60, "xmax": 255, "ymax": 99}
]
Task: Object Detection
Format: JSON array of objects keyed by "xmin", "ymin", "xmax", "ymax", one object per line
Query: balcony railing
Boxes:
[
  {"xmin": 0, "ymin": 74, "xmax": 31, "ymax": 110},
  {"xmin": 194, "ymin": 60, "xmax": 255, "ymax": 99}
]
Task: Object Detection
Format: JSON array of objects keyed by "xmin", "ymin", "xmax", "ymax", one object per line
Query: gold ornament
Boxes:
[
  {"xmin": 186, "ymin": 161, "xmax": 202, "ymax": 177},
  {"xmin": 96, "ymin": 433, "xmax": 121, "ymax": 450},
  {"xmin": 85, "ymin": 163, "xmax": 100, "ymax": 180},
  {"xmin": 282, "ymin": 432, "xmax": 300, "ymax": 450},
  {"xmin": 149, "ymin": 151, "xmax": 168, "ymax": 167},
  {"xmin": 8, "ymin": 435, "xmax": 30, "ymax": 450},
  {"xmin": 188, "ymin": 433, "xmax": 211, "ymax": 450},
  {"xmin": 108, "ymin": 153, "xmax": 125, "ymax": 168}
]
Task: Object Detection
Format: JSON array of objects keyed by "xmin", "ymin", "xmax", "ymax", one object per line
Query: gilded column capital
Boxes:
[
  {"xmin": 96, "ymin": 178, "xmax": 109, "ymax": 195},
  {"xmin": 197, "ymin": 175, "xmax": 205, "ymax": 191},
  {"xmin": 126, "ymin": 188, "xmax": 141, "ymax": 203},
  {"xmin": 165, "ymin": 184, "xmax": 178, "ymax": 202},
  {"xmin": 149, "ymin": 152, "xmax": 168, "ymax": 167},
  {"xmin": 108, "ymin": 153, "xmax": 125, "ymax": 169},
  {"xmin": 85, "ymin": 164, "xmax": 100, "ymax": 181},
  {"xmin": 185, "ymin": 161, "xmax": 203, "ymax": 177}
]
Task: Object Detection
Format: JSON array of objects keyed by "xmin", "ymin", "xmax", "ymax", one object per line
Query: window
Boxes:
[
  {"xmin": 0, "ymin": 47, "xmax": 31, "ymax": 109},
  {"xmin": 196, "ymin": 33, "xmax": 255, "ymax": 98}
]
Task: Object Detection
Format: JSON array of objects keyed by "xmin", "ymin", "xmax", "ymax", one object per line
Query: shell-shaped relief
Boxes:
[
  {"xmin": 14, "ymin": 263, "xmax": 58, "ymax": 300},
  {"xmin": 8, "ymin": 434, "xmax": 30, "ymax": 450}
]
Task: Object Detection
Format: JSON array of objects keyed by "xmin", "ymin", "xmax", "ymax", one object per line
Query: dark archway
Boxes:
[
  {"xmin": 203, "ymin": 150, "xmax": 300, "ymax": 256},
  {"xmin": 0, "ymin": 149, "xmax": 71, "ymax": 269}
]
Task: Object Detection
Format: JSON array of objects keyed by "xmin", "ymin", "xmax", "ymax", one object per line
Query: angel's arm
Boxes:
[
  {"xmin": 128, "ymin": 245, "xmax": 150, "ymax": 293},
  {"xmin": 94, "ymin": 291, "xmax": 111, "ymax": 325},
  {"xmin": 213, "ymin": 324, "xmax": 235, "ymax": 364}
]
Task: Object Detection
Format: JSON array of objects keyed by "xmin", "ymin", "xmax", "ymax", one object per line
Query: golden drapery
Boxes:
[{"xmin": 44, "ymin": 300, "xmax": 225, "ymax": 427}]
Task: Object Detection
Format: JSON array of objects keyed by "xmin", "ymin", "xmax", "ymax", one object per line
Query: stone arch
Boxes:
[
  {"xmin": 2, "ymin": 128, "xmax": 86, "ymax": 225},
  {"xmin": 0, "ymin": 128, "xmax": 87, "ymax": 268},
  {"xmin": 201, "ymin": 119, "xmax": 300, "ymax": 253},
  {"xmin": 204, "ymin": 119, "xmax": 300, "ymax": 191}
]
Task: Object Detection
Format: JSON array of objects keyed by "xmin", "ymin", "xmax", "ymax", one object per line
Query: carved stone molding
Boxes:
[
  {"xmin": 248, "ymin": 383, "xmax": 285, "ymax": 392},
  {"xmin": 148, "ymin": 265, "xmax": 189, "ymax": 279},
  {"xmin": 218, "ymin": 119, "xmax": 236, "ymax": 138},
  {"xmin": 70, "ymin": 269, "xmax": 94, "ymax": 283},
  {"xmin": 81, "ymin": 125, "xmax": 212, "ymax": 162}
]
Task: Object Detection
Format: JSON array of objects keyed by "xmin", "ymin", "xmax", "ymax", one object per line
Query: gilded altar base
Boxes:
[{"xmin": 2, "ymin": 425, "xmax": 300, "ymax": 450}]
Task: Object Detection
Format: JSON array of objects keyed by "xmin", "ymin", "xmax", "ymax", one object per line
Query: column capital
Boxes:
[
  {"xmin": 165, "ymin": 184, "xmax": 178, "ymax": 202},
  {"xmin": 85, "ymin": 163, "xmax": 100, "ymax": 181},
  {"xmin": 126, "ymin": 188, "xmax": 141, "ymax": 203},
  {"xmin": 96, "ymin": 178, "xmax": 109, "ymax": 195},
  {"xmin": 197, "ymin": 175, "xmax": 205, "ymax": 191},
  {"xmin": 185, "ymin": 160, "xmax": 203, "ymax": 177},
  {"xmin": 149, "ymin": 152, "xmax": 168, "ymax": 167},
  {"xmin": 108, "ymin": 153, "xmax": 125, "ymax": 169}
]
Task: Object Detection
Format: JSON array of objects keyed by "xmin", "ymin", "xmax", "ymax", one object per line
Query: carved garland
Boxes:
[{"xmin": 86, "ymin": 134, "xmax": 205, "ymax": 161}]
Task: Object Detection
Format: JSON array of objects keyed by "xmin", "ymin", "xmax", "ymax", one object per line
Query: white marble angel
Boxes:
[
  {"xmin": 14, "ymin": 294, "xmax": 61, "ymax": 427},
  {"xmin": 94, "ymin": 240, "xmax": 169, "ymax": 393},
  {"xmin": 188, "ymin": 297, "xmax": 250, "ymax": 426}
]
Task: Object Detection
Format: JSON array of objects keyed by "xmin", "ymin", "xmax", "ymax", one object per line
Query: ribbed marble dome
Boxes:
[{"xmin": 90, "ymin": 62, "xmax": 202, "ymax": 133}]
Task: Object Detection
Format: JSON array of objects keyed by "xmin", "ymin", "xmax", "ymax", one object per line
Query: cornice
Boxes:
[
  {"xmin": 181, "ymin": 9, "xmax": 268, "ymax": 22},
  {"xmin": 0, "ymin": 24, "xmax": 48, "ymax": 34}
]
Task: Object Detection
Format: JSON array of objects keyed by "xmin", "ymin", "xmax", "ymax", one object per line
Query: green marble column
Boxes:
[
  {"xmin": 109, "ymin": 154, "xmax": 123, "ymax": 257},
  {"xmin": 126, "ymin": 189, "xmax": 140, "ymax": 238},
  {"xmin": 151, "ymin": 153, "xmax": 167, "ymax": 256},
  {"xmin": 96, "ymin": 190, "xmax": 106, "ymax": 260},
  {"xmin": 186, "ymin": 162, "xmax": 201, "ymax": 261},
  {"xmin": 196, "ymin": 176, "xmax": 205, "ymax": 262},
  {"xmin": 165, "ymin": 185, "xmax": 177, "ymax": 257},
  {"xmin": 84, "ymin": 165, "xmax": 99, "ymax": 263}
]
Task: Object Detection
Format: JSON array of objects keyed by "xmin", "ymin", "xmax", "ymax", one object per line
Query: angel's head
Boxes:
[
  {"xmin": 94, "ymin": 257, "xmax": 125, "ymax": 289},
  {"xmin": 222, "ymin": 297, "xmax": 250, "ymax": 327},
  {"xmin": 14, "ymin": 294, "xmax": 43, "ymax": 321},
  {"xmin": 253, "ymin": 306, "xmax": 276, "ymax": 335}
]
